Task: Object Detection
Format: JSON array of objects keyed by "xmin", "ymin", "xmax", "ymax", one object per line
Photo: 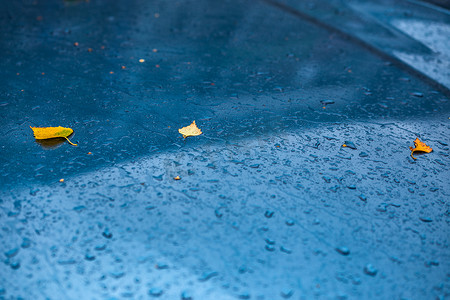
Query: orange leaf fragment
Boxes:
[
  {"xmin": 178, "ymin": 121, "xmax": 202, "ymax": 138},
  {"xmin": 30, "ymin": 126, "xmax": 78, "ymax": 146},
  {"xmin": 174, "ymin": 176, "xmax": 181, "ymax": 180},
  {"xmin": 409, "ymin": 138, "xmax": 432, "ymax": 160}
]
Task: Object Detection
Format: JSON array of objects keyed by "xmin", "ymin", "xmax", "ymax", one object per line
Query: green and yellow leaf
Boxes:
[{"xmin": 30, "ymin": 126, "xmax": 78, "ymax": 146}]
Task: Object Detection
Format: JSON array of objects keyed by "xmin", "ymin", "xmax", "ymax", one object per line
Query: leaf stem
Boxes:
[{"xmin": 64, "ymin": 137, "xmax": 78, "ymax": 146}]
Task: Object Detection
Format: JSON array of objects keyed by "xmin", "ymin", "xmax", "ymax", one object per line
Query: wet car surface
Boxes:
[{"xmin": 0, "ymin": 0, "xmax": 449, "ymax": 299}]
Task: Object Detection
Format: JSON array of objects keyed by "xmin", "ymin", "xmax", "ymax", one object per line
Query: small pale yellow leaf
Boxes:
[
  {"xmin": 30, "ymin": 126, "xmax": 78, "ymax": 146},
  {"xmin": 178, "ymin": 121, "xmax": 202, "ymax": 138}
]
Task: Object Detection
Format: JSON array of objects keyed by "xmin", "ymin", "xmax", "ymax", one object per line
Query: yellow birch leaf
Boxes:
[
  {"xmin": 409, "ymin": 138, "xmax": 432, "ymax": 160},
  {"xmin": 178, "ymin": 121, "xmax": 202, "ymax": 138},
  {"xmin": 30, "ymin": 126, "xmax": 78, "ymax": 146}
]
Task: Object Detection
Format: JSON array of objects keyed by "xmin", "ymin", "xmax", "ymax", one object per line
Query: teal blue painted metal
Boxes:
[{"xmin": 0, "ymin": 0, "xmax": 449, "ymax": 299}]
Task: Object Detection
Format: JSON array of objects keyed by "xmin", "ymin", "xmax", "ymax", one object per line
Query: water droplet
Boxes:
[
  {"xmin": 280, "ymin": 246, "xmax": 292, "ymax": 254},
  {"xmin": 214, "ymin": 209, "xmax": 223, "ymax": 218},
  {"xmin": 198, "ymin": 271, "xmax": 218, "ymax": 282},
  {"xmin": 155, "ymin": 262, "xmax": 169, "ymax": 269},
  {"xmin": 281, "ymin": 288, "xmax": 294, "ymax": 298},
  {"xmin": 337, "ymin": 293, "xmax": 348, "ymax": 300},
  {"xmin": 153, "ymin": 174, "xmax": 163, "ymax": 181},
  {"xmin": 359, "ymin": 152, "xmax": 368, "ymax": 157},
  {"xmin": 29, "ymin": 188, "xmax": 40, "ymax": 196},
  {"xmin": 358, "ymin": 194, "xmax": 367, "ymax": 202},
  {"xmin": 14, "ymin": 200, "xmax": 21, "ymax": 211},
  {"xmin": 181, "ymin": 291, "xmax": 193, "ymax": 300},
  {"xmin": 238, "ymin": 265, "xmax": 247, "ymax": 274},
  {"xmin": 85, "ymin": 253, "xmax": 96, "ymax": 261},
  {"xmin": 363, "ymin": 264, "xmax": 377, "ymax": 276},
  {"xmin": 285, "ymin": 219, "xmax": 295, "ymax": 226},
  {"xmin": 95, "ymin": 244, "xmax": 106, "ymax": 251},
  {"xmin": 419, "ymin": 217, "xmax": 432, "ymax": 222},
  {"xmin": 265, "ymin": 244, "xmax": 275, "ymax": 252},
  {"xmin": 107, "ymin": 270, "xmax": 124, "ymax": 279},
  {"xmin": 10, "ymin": 261, "xmax": 20, "ymax": 270},
  {"xmin": 148, "ymin": 288, "xmax": 163, "ymax": 297},
  {"xmin": 335, "ymin": 246, "xmax": 350, "ymax": 256},
  {"xmin": 57, "ymin": 259, "xmax": 76, "ymax": 265},
  {"xmin": 347, "ymin": 185, "xmax": 356, "ymax": 190},
  {"xmin": 329, "ymin": 185, "xmax": 339, "ymax": 192},
  {"xmin": 343, "ymin": 141, "xmax": 357, "ymax": 149},
  {"xmin": 121, "ymin": 292, "xmax": 134, "ymax": 298},
  {"xmin": 425, "ymin": 260, "xmax": 439, "ymax": 267},
  {"xmin": 265, "ymin": 238, "xmax": 276, "ymax": 245},
  {"xmin": 237, "ymin": 292, "xmax": 250, "ymax": 299},
  {"xmin": 320, "ymin": 100, "xmax": 335, "ymax": 105},
  {"xmin": 73, "ymin": 205, "xmax": 86, "ymax": 212},
  {"xmin": 376, "ymin": 205, "xmax": 387, "ymax": 213},
  {"xmin": 102, "ymin": 228, "xmax": 113, "ymax": 239},
  {"xmin": 264, "ymin": 210, "xmax": 274, "ymax": 218},
  {"xmin": 412, "ymin": 92, "xmax": 423, "ymax": 97},
  {"xmin": 351, "ymin": 276, "xmax": 362, "ymax": 285},
  {"xmin": 4, "ymin": 248, "xmax": 19, "ymax": 258}
]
